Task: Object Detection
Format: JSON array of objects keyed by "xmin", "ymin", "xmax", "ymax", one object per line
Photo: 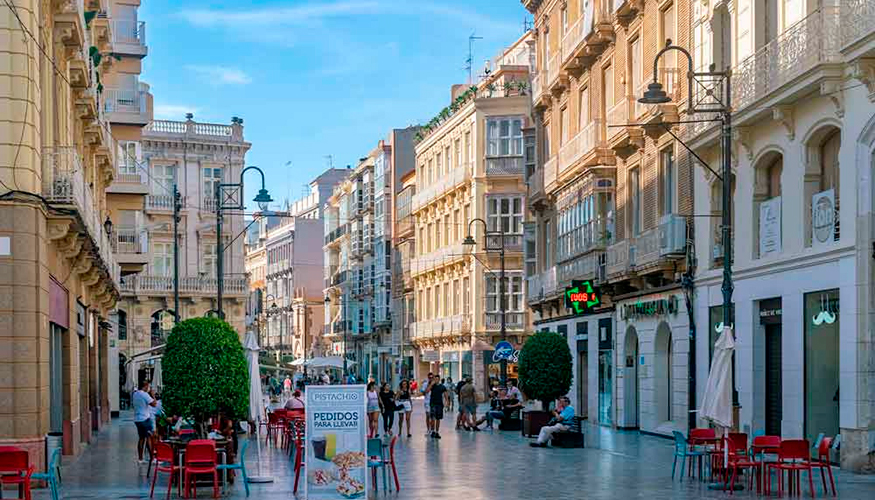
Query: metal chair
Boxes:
[
  {"xmin": 216, "ymin": 440, "xmax": 250, "ymax": 496},
  {"xmin": 31, "ymin": 448, "xmax": 61, "ymax": 500},
  {"xmin": 672, "ymin": 431, "xmax": 707, "ymax": 481}
]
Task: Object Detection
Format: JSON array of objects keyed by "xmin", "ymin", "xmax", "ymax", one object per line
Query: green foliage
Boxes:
[
  {"xmin": 517, "ymin": 331, "xmax": 573, "ymax": 407},
  {"xmin": 162, "ymin": 318, "xmax": 249, "ymax": 430},
  {"xmin": 84, "ymin": 11, "xmax": 97, "ymax": 26}
]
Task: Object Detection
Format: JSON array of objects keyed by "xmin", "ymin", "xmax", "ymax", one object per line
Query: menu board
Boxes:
[{"xmin": 305, "ymin": 385, "xmax": 368, "ymax": 499}]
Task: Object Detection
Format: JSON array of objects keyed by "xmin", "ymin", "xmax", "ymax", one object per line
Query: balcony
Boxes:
[
  {"xmin": 842, "ymin": 0, "xmax": 875, "ymax": 58},
  {"xmin": 606, "ymin": 97, "xmax": 644, "ymax": 157},
  {"xmin": 606, "ymin": 238, "xmax": 634, "ymax": 278},
  {"xmin": 557, "ymin": 118, "xmax": 608, "ymax": 182},
  {"xmin": 558, "ymin": 251, "xmax": 604, "ymax": 288},
  {"xmin": 324, "ymin": 224, "xmax": 348, "ymax": 245},
  {"xmin": 111, "ymin": 20, "xmax": 147, "ymax": 57},
  {"xmin": 91, "ymin": 11, "xmax": 112, "ymax": 52},
  {"xmin": 613, "ymin": 0, "xmax": 644, "ymax": 27},
  {"xmin": 532, "ymin": 72, "xmax": 550, "ymax": 110},
  {"xmin": 556, "ymin": 216, "xmax": 613, "ymax": 263},
  {"xmin": 202, "ymin": 196, "xmax": 218, "ymax": 213},
  {"xmin": 144, "ymin": 118, "xmax": 245, "ymax": 143},
  {"xmin": 561, "ymin": 0, "xmax": 614, "ymax": 76},
  {"xmin": 543, "ymin": 155, "xmax": 558, "ymax": 194},
  {"xmin": 410, "ymin": 242, "xmax": 467, "ymax": 276},
  {"xmin": 112, "ymin": 227, "xmax": 148, "ymax": 274},
  {"xmin": 485, "ymin": 156, "xmax": 524, "ymax": 176},
  {"xmin": 107, "ymin": 168, "xmax": 148, "ymax": 195},
  {"xmin": 546, "ymin": 53, "xmax": 567, "ymax": 94},
  {"xmin": 484, "ymin": 312, "xmax": 526, "ymax": 331},
  {"xmin": 104, "ymin": 85, "xmax": 150, "ymax": 125},
  {"xmin": 526, "ymin": 266, "xmax": 558, "ymax": 304},
  {"xmin": 145, "ymin": 194, "xmax": 178, "ymax": 212},
  {"xmin": 527, "ymin": 167, "xmax": 546, "ymax": 207},
  {"xmin": 119, "ymin": 275, "xmax": 248, "ymax": 297},
  {"xmin": 42, "ymin": 146, "xmax": 120, "ymax": 288},
  {"xmin": 410, "ymin": 315, "xmax": 472, "ymax": 343},
  {"xmin": 411, "ymin": 162, "xmax": 471, "ymax": 212}
]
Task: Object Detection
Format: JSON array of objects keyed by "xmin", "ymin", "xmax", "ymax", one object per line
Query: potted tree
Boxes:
[
  {"xmin": 517, "ymin": 331, "xmax": 573, "ymax": 437},
  {"xmin": 162, "ymin": 318, "xmax": 249, "ymax": 437}
]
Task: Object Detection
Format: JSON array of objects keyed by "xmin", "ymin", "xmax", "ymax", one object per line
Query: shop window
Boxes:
[{"xmin": 803, "ymin": 289, "xmax": 840, "ymax": 445}]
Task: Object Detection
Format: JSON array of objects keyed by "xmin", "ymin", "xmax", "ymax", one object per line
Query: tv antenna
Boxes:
[
  {"xmin": 324, "ymin": 155, "xmax": 334, "ymax": 169},
  {"xmin": 465, "ymin": 32, "xmax": 483, "ymax": 84}
]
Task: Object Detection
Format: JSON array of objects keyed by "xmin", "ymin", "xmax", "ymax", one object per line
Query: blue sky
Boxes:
[{"xmin": 140, "ymin": 0, "xmax": 531, "ymax": 208}]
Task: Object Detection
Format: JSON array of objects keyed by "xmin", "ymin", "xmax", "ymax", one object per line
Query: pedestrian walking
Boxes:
[
  {"xmin": 454, "ymin": 377, "xmax": 466, "ymax": 429},
  {"xmin": 395, "ymin": 379, "xmax": 413, "ymax": 437},
  {"xmin": 132, "ymin": 381, "xmax": 157, "ymax": 464},
  {"xmin": 458, "ymin": 376, "xmax": 479, "ymax": 431},
  {"xmin": 283, "ymin": 375, "xmax": 292, "ymax": 397},
  {"xmin": 378, "ymin": 382, "xmax": 396, "ymax": 436},
  {"xmin": 445, "ymin": 377, "xmax": 455, "ymax": 411},
  {"xmin": 422, "ymin": 373, "xmax": 435, "ymax": 437},
  {"xmin": 366, "ymin": 381, "xmax": 381, "ymax": 438},
  {"xmin": 428, "ymin": 377, "xmax": 450, "ymax": 439}
]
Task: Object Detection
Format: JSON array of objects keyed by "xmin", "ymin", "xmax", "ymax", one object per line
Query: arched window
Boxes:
[
  {"xmin": 804, "ymin": 127, "xmax": 841, "ymax": 246},
  {"xmin": 753, "ymin": 152, "xmax": 783, "ymax": 258}
]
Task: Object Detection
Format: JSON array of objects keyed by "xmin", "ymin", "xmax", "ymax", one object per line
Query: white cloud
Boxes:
[
  {"xmin": 185, "ymin": 65, "xmax": 253, "ymax": 85},
  {"xmin": 153, "ymin": 104, "xmax": 199, "ymax": 120}
]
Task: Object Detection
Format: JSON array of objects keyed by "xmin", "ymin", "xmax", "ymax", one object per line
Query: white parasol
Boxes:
[
  {"xmin": 243, "ymin": 331, "xmax": 273, "ymax": 483},
  {"xmin": 151, "ymin": 359, "xmax": 163, "ymax": 393},
  {"xmin": 700, "ymin": 326, "xmax": 735, "ymax": 472}
]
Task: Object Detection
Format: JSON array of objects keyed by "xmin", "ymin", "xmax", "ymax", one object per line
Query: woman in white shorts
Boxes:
[{"xmin": 394, "ymin": 379, "xmax": 413, "ymax": 437}]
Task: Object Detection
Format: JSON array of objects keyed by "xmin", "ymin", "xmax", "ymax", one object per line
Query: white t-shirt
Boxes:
[
  {"xmin": 132, "ymin": 389, "xmax": 154, "ymax": 422},
  {"xmin": 507, "ymin": 386, "xmax": 523, "ymax": 402}
]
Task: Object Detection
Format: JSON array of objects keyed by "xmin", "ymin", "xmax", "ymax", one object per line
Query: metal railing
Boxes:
[
  {"xmin": 484, "ymin": 312, "xmax": 525, "ymax": 330},
  {"xmin": 42, "ymin": 146, "xmax": 120, "ymax": 285},
  {"xmin": 606, "ymin": 238, "xmax": 633, "ymax": 276},
  {"xmin": 485, "ymin": 156, "xmax": 524, "ymax": 175},
  {"xmin": 733, "ymin": 6, "xmax": 841, "ymax": 112},
  {"xmin": 558, "ymin": 118, "xmax": 600, "ymax": 174},
  {"xmin": 842, "ymin": 0, "xmax": 875, "ymax": 49},
  {"xmin": 119, "ymin": 275, "xmax": 248, "ymax": 296},
  {"xmin": 606, "ymin": 98, "xmax": 629, "ymax": 139},
  {"xmin": 411, "ymin": 314, "xmax": 472, "ymax": 340},
  {"xmin": 526, "ymin": 266, "xmax": 558, "ymax": 302},
  {"xmin": 103, "ymin": 87, "xmax": 147, "ymax": 115},
  {"xmin": 556, "ymin": 216, "xmax": 613, "ymax": 262},
  {"xmin": 112, "ymin": 227, "xmax": 147, "ymax": 254},
  {"xmin": 528, "ymin": 166, "xmax": 545, "ymax": 200}
]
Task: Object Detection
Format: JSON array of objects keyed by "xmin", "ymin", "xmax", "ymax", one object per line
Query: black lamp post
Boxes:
[
  {"xmin": 215, "ymin": 166, "xmax": 273, "ymax": 319},
  {"xmin": 639, "ymin": 40, "xmax": 733, "ymax": 427},
  {"xmin": 463, "ymin": 217, "xmax": 507, "ymax": 388}
]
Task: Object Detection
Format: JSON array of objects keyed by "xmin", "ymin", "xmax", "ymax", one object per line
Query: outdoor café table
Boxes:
[
  {"xmin": 164, "ymin": 437, "xmax": 229, "ymax": 494},
  {"xmin": 0, "ymin": 447, "xmax": 29, "ymax": 499}
]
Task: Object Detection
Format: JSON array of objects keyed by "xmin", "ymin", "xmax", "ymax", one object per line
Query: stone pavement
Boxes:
[{"xmin": 21, "ymin": 404, "xmax": 875, "ymax": 500}]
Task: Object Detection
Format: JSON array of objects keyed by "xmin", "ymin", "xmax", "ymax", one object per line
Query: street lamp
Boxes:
[
  {"xmin": 463, "ymin": 217, "xmax": 507, "ymax": 388},
  {"xmin": 324, "ymin": 295, "xmax": 348, "ymax": 376},
  {"xmin": 215, "ymin": 166, "xmax": 273, "ymax": 319},
  {"xmin": 640, "ymin": 40, "xmax": 734, "ymax": 425},
  {"xmin": 263, "ymin": 293, "xmax": 279, "ymax": 372}
]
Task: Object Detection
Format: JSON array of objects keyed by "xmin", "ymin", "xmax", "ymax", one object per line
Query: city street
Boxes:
[{"xmin": 28, "ymin": 404, "xmax": 875, "ymax": 500}]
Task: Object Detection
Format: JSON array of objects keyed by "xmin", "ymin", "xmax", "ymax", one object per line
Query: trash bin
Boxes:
[{"xmin": 45, "ymin": 432, "xmax": 63, "ymax": 469}]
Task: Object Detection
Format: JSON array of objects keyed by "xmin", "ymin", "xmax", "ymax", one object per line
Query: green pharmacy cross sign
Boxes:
[{"xmin": 565, "ymin": 280, "xmax": 601, "ymax": 314}]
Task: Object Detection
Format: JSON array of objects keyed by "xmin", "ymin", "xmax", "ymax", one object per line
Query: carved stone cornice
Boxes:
[
  {"xmin": 82, "ymin": 268, "xmax": 101, "ymax": 287},
  {"xmin": 58, "ymin": 232, "xmax": 84, "ymax": 258},
  {"xmin": 72, "ymin": 253, "xmax": 93, "ymax": 275},
  {"xmin": 47, "ymin": 220, "xmax": 74, "ymax": 241},
  {"xmin": 772, "ymin": 106, "xmax": 795, "ymax": 141},
  {"xmin": 850, "ymin": 59, "xmax": 875, "ymax": 102}
]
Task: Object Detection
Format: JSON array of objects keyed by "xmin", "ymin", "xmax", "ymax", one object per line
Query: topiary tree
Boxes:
[
  {"xmin": 162, "ymin": 318, "xmax": 249, "ymax": 435},
  {"xmin": 517, "ymin": 331, "xmax": 573, "ymax": 409}
]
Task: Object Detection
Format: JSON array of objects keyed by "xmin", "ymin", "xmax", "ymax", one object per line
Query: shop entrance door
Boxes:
[
  {"xmin": 765, "ymin": 323, "xmax": 783, "ymax": 436},
  {"xmin": 598, "ymin": 350, "xmax": 613, "ymax": 425},
  {"xmin": 577, "ymin": 348, "xmax": 588, "ymax": 419}
]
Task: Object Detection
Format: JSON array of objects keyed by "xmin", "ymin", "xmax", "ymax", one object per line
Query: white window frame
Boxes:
[
  {"xmin": 485, "ymin": 274, "xmax": 524, "ymax": 313},
  {"xmin": 487, "ymin": 196, "xmax": 524, "ymax": 234},
  {"xmin": 486, "ymin": 117, "xmax": 524, "ymax": 157},
  {"xmin": 151, "ymin": 241, "xmax": 173, "ymax": 276}
]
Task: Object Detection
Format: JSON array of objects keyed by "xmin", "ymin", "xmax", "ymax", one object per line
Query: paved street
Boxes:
[{"xmin": 21, "ymin": 404, "xmax": 875, "ymax": 500}]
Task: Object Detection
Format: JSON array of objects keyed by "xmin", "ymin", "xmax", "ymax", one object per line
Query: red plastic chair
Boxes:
[
  {"xmin": 150, "ymin": 442, "xmax": 181, "ymax": 500},
  {"xmin": 725, "ymin": 433, "xmax": 761, "ymax": 494},
  {"xmin": 183, "ymin": 440, "xmax": 219, "ymax": 499},
  {"xmin": 767, "ymin": 439, "xmax": 815, "ymax": 497},
  {"xmin": 810, "ymin": 436, "xmax": 837, "ymax": 496},
  {"xmin": 386, "ymin": 436, "xmax": 400, "ymax": 491},
  {"xmin": 0, "ymin": 449, "xmax": 34, "ymax": 500}
]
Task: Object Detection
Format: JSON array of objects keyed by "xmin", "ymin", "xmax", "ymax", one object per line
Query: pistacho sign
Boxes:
[{"xmin": 565, "ymin": 280, "xmax": 601, "ymax": 314}]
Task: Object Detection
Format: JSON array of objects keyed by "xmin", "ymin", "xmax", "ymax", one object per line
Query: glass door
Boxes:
[
  {"xmin": 598, "ymin": 350, "xmax": 613, "ymax": 425},
  {"xmin": 804, "ymin": 290, "xmax": 839, "ymax": 445}
]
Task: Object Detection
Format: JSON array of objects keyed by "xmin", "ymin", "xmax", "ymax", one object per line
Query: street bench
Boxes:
[{"xmin": 551, "ymin": 416, "xmax": 584, "ymax": 448}]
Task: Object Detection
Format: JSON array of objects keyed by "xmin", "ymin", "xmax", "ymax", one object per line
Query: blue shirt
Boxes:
[{"xmin": 558, "ymin": 406, "xmax": 575, "ymax": 425}]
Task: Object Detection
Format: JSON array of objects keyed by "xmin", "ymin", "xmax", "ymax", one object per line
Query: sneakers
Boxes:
[
  {"xmin": 529, "ymin": 442, "xmax": 547, "ymax": 447},
  {"xmin": 472, "ymin": 426, "xmax": 481, "ymax": 432},
  {"xmin": 433, "ymin": 432, "xmax": 441, "ymax": 439}
]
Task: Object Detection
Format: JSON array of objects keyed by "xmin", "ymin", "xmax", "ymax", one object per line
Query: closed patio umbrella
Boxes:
[
  {"xmin": 700, "ymin": 326, "xmax": 735, "ymax": 480},
  {"xmin": 243, "ymin": 331, "xmax": 273, "ymax": 483},
  {"xmin": 151, "ymin": 359, "xmax": 162, "ymax": 393}
]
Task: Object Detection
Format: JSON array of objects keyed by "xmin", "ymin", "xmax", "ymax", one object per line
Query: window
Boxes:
[
  {"xmin": 435, "ymin": 284, "xmax": 442, "ymax": 317},
  {"xmin": 630, "ymin": 36, "xmax": 642, "ymax": 102},
  {"xmin": 117, "ymin": 310, "xmax": 127, "ymax": 340},
  {"xmin": 436, "ymin": 153, "xmax": 443, "ymax": 177},
  {"xmin": 452, "ymin": 279, "xmax": 460, "ymax": 316},
  {"xmin": 202, "ymin": 241, "xmax": 217, "ymax": 276},
  {"xmin": 486, "ymin": 117, "xmax": 524, "ymax": 157},
  {"xmin": 453, "ymin": 208, "xmax": 461, "ymax": 242},
  {"xmin": 151, "ymin": 241, "xmax": 172, "ymax": 276},
  {"xmin": 544, "ymin": 121, "xmax": 552, "ymax": 158},
  {"xmin": 561, "ymin": 6, "xmax": 568, "ymax": 34},
  {"xmin": 659, "ymin": 148, "xmax": 676, "ymax": 216},
  {"xmin": 152, "ymin": 164, "xmax": 176, "ymax": 194},
  {"xmin": 203, "ymin": 167, "xmax": 223, "ymax": 201},
  {"xmin": 435, "ymin": 219, "xmax": 441, "ymax": 248},
  {"xmin": 454, "ymin": 139, "xmax": 462, "ymax": 169},
  {"xmin": 117, "ymin": 141, "xmax": 139, "ymax": 175},
  {"xmin": 560, "ymin": 106, "xmax": 570, "ymax": 145},
  {"xmin": 427, "ymin": 159, "xmax": 433, "ymax": 184},
  {"xmin": 464, "ymin": 131, "xmax": 472, "ymax": 164},
  {"xmin": 485, "ymin": 275, "xmax": 524, "ymax": 312},
  {"xmin": 578, "ymin": 86, "xmax": 590, "ymax": 130},
  {"xmin": 628, "ymin": 167, "xmax": 641, "ymax": 236},
  {"xmin": 603, "ymin": 64, "xmax": 614, "ymax": 109},
  {"xmin": 445, "ymin": 145, "xmax": 452, "ymax": 171},
  {"xmin": 462, "ymin": 277, "xmax": 470, "ymax": 315},
  {"xmin": 443, "ymin": 214, "xmax": 450, "ymax": 245},
  {"xmin": 660, "ymin": 3, "xmax": 676, "ymax": 67},
  {"xmin": 487, "ymin": 196, "xmax": 524, "ymax": 234}
]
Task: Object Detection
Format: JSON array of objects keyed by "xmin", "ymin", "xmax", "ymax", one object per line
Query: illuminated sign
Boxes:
[{"xmin": 565, "ymin": 280, "xmax": 601, "ymax": 314}]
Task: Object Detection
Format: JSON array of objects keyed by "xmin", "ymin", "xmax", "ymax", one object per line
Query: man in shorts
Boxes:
[
  {"xmin": 132, "ymin": 380, "xmax": 157, "ymax": 463},
  {"xmin": 428, "ymin": 377, "xmax": 450, "ymax": 438},
  {"xmin": 422, "ymin": 373, "xmax": 434, "ymax": 437},
  {"xmin": 458, "ymin": 376, "xmax": 479, "ymax": 430}
]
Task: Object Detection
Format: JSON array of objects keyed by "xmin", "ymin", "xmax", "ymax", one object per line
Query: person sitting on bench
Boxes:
[{"xmin": 530, "ymin": 396, "xmax": 575, "ymax": 447}]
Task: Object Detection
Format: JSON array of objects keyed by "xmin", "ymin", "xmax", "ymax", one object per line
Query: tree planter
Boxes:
[{"xmin": 521, "ymin": 410, "xmax": 552, "ymax": 438}]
